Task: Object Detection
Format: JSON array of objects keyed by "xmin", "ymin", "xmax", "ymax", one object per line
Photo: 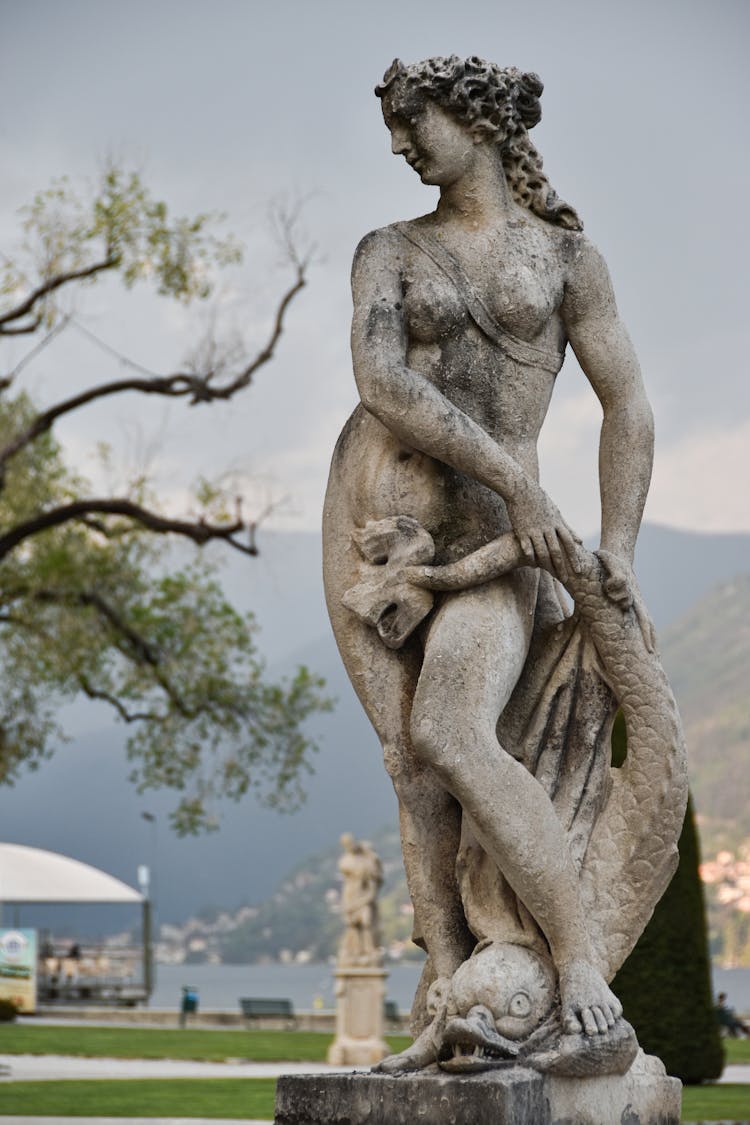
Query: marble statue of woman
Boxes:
[{"xmin": 322, "ymin": 56, "xmax": 686, "ymax": 1076}]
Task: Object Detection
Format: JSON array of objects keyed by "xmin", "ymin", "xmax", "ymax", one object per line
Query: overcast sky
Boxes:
[{"xmin": 1, "ymin": 0, "xmax": 748, "ymax": 539}]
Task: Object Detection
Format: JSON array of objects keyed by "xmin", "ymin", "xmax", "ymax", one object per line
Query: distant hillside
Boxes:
[
  {"xmin": 212, "ymin": 827, "xmax": 419, "ymax": 965},
  {"xmin": 661, "ymin": 572, "xmax": 750, "ymax": 853}
]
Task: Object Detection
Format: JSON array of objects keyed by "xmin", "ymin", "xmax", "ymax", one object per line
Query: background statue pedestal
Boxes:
[
  {"xmin": 326, "ymin": 967, "xmax": 389, "ymax": 1066},
  {"xmin": 275, "ymin": 1063, "xmax": 681, "ymax": 1124}
]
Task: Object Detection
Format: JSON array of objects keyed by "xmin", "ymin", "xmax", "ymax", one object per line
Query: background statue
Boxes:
[
  {"xmin": 322, "ymin": 56, "xmax": 687, "ymax": 1077},
  {"xmin": 337, "ymin": 833, "xmax": 383, "ymax": 967}
]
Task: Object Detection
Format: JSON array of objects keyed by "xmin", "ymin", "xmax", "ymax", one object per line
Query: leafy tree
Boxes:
[
  {"xmin": 611, "ymin": 712, "xmax": 723, "ymax": 1083},
  {"xmin": 0, "ymin": 166, "xmax": 329, "ymax": 833}
]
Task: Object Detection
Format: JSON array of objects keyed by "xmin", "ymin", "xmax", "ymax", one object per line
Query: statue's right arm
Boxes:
[
  {"xmin": 351, "ymin": 229, "xmax": 527, "ymax": 501},
  {"xmin": 351, "ymin": 230, "xmax": 578, "ymax": 575}
]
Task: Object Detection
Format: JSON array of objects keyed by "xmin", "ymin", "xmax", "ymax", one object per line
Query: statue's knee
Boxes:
[
  {"xmin": 410, "ymin": 707, "xmax": 451, "ymax": 771},
  {"xmin": 383, "ymin": 741, "xmax": 422, "ymax": 790}
]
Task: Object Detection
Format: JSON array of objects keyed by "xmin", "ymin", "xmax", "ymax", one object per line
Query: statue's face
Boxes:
[{"xmin": 382, "ymin": 87, "xmax": 476, "ymax": 188}]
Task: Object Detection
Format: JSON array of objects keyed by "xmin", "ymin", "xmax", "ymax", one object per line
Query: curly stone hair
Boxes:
[{"xmin": 376, "ymin": 56, "xmax": 582, "ymax": 232}]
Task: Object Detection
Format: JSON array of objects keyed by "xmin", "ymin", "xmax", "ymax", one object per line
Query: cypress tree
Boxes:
[{"xmin": 610, "ymin": 711, "xmax": 724, "ymax": 1083}]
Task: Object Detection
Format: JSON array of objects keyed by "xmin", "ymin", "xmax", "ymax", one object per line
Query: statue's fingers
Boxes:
[
  {"xmin": 563, "ymin": 1012, "xmax": 583, "ymax": 1035},
  {"xmin": 558, "ymin": 526, "xmax": 583, "ymax": 574},
  {"xmin": 581, "ymin": 1007, "xmax": 599, "ymax": 1036},
  {"xmin": 603, "ymin": 1005, "xmax": 616, "ymax": 1028},
  {"xmin": 517, "ymin": 533, "xmax": 535, "ymax": 564},
  {"xmin": 529, "ymin": 530, "xmax": 552, "ymax": 572},
  {"xmin": 592, "ymin": 1006, "xmax": 609, "ymax": 1034},
  {"xmin": 544, "ymin": 529, "xmax": 567, "ymax": 581}
]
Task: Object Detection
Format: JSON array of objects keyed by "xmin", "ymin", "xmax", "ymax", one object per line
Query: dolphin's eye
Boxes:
[{"xmin": 509, "ymin": 992, "xmax": 531, "ymax": 1018}]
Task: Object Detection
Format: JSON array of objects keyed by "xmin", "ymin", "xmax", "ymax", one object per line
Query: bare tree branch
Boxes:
[
  {"xmin": 0, "ymin": 315, "xmax": 43, "ymax": 337},
  {"xmin": 3, "ymin": 316, "xmax": 71, "ymax": 385},
  {"xmin": 0, "ymin": 498, "xmax": 258, "ymax": 561},
  {"xmin": 0, "ymin": 258, "xmax": 116, "ymax": 333},
  {"xmin": 76, "ymin": 674, "xmax": 162, "ymax": 724},
  {"xmin": 0, "ymin": 266, "xmax": 307, "ymax": 471}
]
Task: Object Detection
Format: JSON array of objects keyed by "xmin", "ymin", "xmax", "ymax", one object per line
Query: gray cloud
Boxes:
[{"xmin": 1, "ymin": 0, "xmax": 748, "ymax": 535}]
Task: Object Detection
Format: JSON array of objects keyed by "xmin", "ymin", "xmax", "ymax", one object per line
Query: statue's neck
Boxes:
[{"xmin": 436, "ymin": 149, "xmax": 514, "ymax": 229}]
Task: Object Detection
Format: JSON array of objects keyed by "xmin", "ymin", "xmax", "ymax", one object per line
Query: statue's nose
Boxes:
[{"xmin": 466, "ymin": 1004, "xmax": 496, "ymax": 1029}]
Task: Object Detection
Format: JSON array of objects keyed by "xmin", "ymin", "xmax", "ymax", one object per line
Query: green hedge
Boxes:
[{"xmin": 611, "ymin": 712, "xmax": 723, "ymax": 1083}]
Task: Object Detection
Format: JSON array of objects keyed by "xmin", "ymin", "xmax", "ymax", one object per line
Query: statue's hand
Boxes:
[
  {"xmin": 507, "ymin": 477, "xmax": 583, "ymax": 583},
  {"xmin": 595, "ymin": 549, "xmax": 656, "ymax": 653}
]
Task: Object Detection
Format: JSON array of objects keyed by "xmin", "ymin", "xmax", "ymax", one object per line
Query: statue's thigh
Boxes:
[
  {"xmin": 419, "ymin": 570, "xmax": 538, "ymax": 720},
  {"xmin": 323, "ymin": 508, "xmax": 423, "ymax": 761}
]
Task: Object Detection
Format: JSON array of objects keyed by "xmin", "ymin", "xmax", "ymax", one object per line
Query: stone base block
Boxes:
[{"xmin": 274, "ymin": 1065, "xmax": 681, "ymax": 1124}]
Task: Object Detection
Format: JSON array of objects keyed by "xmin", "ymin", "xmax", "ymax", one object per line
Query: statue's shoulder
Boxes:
[
  {"xmin": 352, "ymin": 215, "xmax": 435, "ymax": 274},
  {"xmin": 352, "ymin": 224, "xmax": 406, "ymax": 270},
  {"xmin": 559, "ymin": 228, "xmax": 614, "ymax": 293}
]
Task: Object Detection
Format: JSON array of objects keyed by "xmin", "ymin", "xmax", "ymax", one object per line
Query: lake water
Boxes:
[
  {"xmin": 150, "ymin": 961, "xmax": 424, "ymax": 1012},
  {"xmin": 149, "ymin": 961, "xmax": 750, "ymax": 1014}
]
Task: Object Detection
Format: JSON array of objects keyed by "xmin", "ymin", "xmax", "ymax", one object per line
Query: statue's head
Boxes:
[
  {"xmin": 375, "ymin": 56, "xmax": 581, "ymax": 230},
  {"xmin": 437, "ymin": 942, "xmax": 557, "ymax": 1072},
  {"xmin": 340, "ymin": 832, "xmax": 355, "ymax": 851},
  {"xmin": 450, "ymin": 942, "xmax": 556, "ymax": 1039},
  {"xmin": 438, "ymin": 941, "xmax": 639, "ymax": 1077},
  {"xmin": 376, "ymin": 56, "xmax": 543, "ymax": 150}
]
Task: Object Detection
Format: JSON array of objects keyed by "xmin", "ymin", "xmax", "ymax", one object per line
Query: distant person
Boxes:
[
  {"xmin": 715, "ymin": 991, "xmax": 750, "ymax": 1037},
  {"xmin": 179, "ymin": 985, "xmax": 199, "ymax": 1028}
]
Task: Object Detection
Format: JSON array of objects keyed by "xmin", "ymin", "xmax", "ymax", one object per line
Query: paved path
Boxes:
[
  {"xmin": 0, "ymin": 1054, "xmax": 355, "ymax": 1081},
  {"xmin": 3, "ymin": 1055, "xmax": 747, "ymax": 1083}
]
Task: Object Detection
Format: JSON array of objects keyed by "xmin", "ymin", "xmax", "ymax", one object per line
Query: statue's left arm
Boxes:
[{"xmin": 561, "ymin": 236, "xmax": 654, "ymax": 566}]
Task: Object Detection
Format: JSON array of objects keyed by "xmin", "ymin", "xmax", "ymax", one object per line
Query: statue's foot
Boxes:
[
  {"xmin": 559, "ymin": 958, "xmax": 623, "ymax": 1036},
  {"xmin": 373, "ymin": 1022, "xmax": 439, "ymax": 1073}
]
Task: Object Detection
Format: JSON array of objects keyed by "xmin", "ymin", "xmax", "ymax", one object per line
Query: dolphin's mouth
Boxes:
[{"xmin": 438, "ymin": 1006, "xmax": 521, "ymax": 1073}]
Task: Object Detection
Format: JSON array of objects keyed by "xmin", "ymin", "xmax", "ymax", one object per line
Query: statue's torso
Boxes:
[{"xmin": 328, "ymin": 213, "xmax": 576, "ymax": 561}]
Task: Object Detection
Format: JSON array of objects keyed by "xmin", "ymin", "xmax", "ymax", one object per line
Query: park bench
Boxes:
[
  {"xmin": 384, "ymin": 999, "xmax": 400, "ymax": 1027},
  {"xmin": 239, "ymin": 996, "xmax": 296, "ymax": 1028}
]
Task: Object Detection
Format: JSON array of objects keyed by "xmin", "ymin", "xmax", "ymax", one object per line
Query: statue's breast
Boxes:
[{"xmin": 402, "ymin": 272, "xmax": 468, "ymax": 344}]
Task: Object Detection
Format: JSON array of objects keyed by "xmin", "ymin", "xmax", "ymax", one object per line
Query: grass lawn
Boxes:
[
  {"xmin": 0, "ymin": 1024, "xmax": 410, "ymax": 1061},
  {"xmin": 724, "ymin": 1035, "xmax": 750, "ymax": 1064},
  {"xmin": 0, "ymin": 1078, "xmax": 747, "ymax": 1121},
  {"xmin": 682, "ymin": 1082, "xmax": 750, "ymax": 1120},
  {"xmin": 0, "ymin": 1077, "xmax": 277, "ymax": 1118}
]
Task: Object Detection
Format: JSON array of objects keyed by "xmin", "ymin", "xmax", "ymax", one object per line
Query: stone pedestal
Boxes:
[
  {"xmin": 275, "ymin": 1064, "xmax": 681, "ymax": 1125},
  {"xmin": 326, "ymin": 967, "xmax": 389, "ymax": 1066}
]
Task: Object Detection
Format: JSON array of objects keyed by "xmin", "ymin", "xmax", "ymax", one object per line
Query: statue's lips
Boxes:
[{"xmin": 438, "ymin": 1006, "xmax": 521, "ymax": 1073}]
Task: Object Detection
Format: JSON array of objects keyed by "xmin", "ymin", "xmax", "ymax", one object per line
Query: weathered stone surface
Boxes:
[
  {"xmin": 320, "ymin": 51, "xmax": 688, "ymax": 1091},
  {"xmin": 274, "ymin": 1066, "xmax": 681, "ymax": 1124},
  {"xmin": 327, "ymin": 968, "xmax": 389, "ymax": 1066}
]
